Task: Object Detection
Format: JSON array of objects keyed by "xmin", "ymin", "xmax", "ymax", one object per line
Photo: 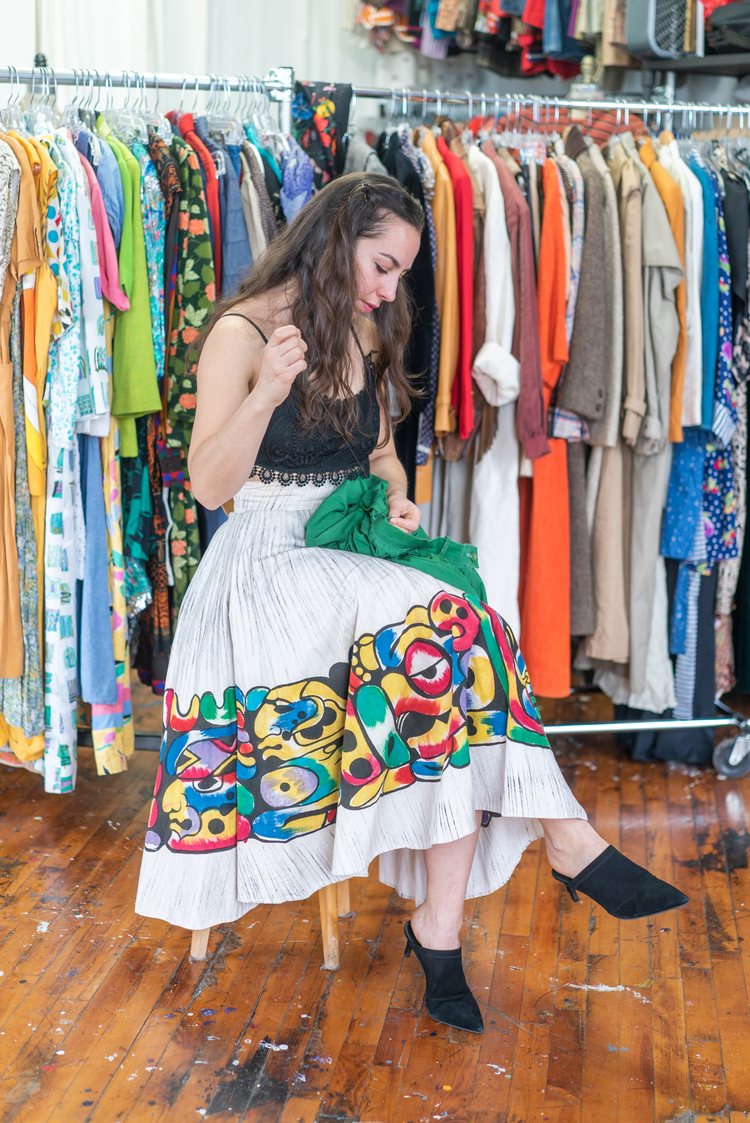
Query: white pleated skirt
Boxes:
[{"xmin": 135, "ymin": 481, "xmax": 585, "ymax": 931}]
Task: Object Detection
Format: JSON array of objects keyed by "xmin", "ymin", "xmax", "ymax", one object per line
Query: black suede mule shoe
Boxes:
[
  {"xmin": 551, "ymin": 845, "xmax": 689, "ymax": 919},
  {"xmin": 404, "ymin": 921, "xmax": 484, "ymax": 1034}
]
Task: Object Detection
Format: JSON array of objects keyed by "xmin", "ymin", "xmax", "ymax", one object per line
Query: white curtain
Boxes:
[{"xmin": 29, "ymin": 0, "xmax": 565, "ymax": 111}]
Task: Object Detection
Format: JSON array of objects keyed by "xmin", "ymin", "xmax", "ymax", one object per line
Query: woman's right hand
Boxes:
[{"xmin": 252, "ymin": 324, "xmax": 308, "ymax": 409}]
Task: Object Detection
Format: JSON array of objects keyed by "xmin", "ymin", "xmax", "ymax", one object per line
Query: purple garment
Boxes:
[
  {"xmin": 420, "ymin": 3, "xmax": 450, "ymax": 59},
  {"xmin": 568, "ymin": 0, "xmax": 581, "ymax": 36},
  {"xmin": 77, "ymin": 434, "xmax": 117, "ymax": 704},
  {"xmin": 280, "ymin": 136, "xmax": 314, "ymax": 222}
]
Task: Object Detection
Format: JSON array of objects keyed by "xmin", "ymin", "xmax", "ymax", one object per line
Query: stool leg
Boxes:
[
  {"xmin": 318, "ymin": 884, "xmax": 340, "ymax": 970},
  {"xmin": 337, "ymin": 879, "xmax": 352, "ymax": 917},
  {"xmin": 190, "ymin": 927, "xmax": 211, "ymax": 961}
]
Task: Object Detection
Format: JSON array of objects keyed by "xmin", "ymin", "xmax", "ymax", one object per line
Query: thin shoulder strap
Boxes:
[
  {"xmin": 350, "ymin": 325, "xmax": 367, "ymax": 362},
  {"xmin": 351, "ymin": 326, "xmax": 377, "ymax": 389},
  {"xmin": 222, "ymin": 312, "xmax": 269, "ymax": 343}
]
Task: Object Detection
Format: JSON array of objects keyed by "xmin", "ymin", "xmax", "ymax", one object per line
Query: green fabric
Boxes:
[
  {"xmin": 165, "ymin": 135, "xmax": 216, "ymax": 618},
  {"xmin": 305, "ymin": 475, "xmax": 486, "ymax": 601},
  {"xmin": 98, "ymin": 117, "xmax": 160, "ymax": 457}
]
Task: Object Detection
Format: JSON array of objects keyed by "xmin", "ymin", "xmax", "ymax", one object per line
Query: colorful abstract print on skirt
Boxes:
[{"xmin": 144, "ymin": 590, "xmax": 547, "ymax": 857}]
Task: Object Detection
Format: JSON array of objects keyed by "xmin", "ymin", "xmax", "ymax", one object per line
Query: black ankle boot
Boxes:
[
  {"xmin": 403, "ymin": 921, "xmax": 484, "ymax": 1034},
  {"xmin": 551, "ymin": 845, "xmax": 689, "ymax": 920}
]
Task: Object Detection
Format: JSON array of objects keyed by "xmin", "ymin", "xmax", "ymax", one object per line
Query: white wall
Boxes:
[
  {"xmin": 2, "ymin": 0, "xmax": 735, "ymax": 123},
  {"xmin": 17, "ymin": 0, "xmax": 575, "ymax": 123}
]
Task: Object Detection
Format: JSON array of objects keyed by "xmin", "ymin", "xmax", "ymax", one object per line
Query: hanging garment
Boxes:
[
  {"xmin": 586, "ymin": 138, "xmax": 624, "ymax": 450},
  {"xmin": 722, "ymin": 170, "xmax": 748, "ymax": 334},
  {"xmin": 280, "ymin": 135, "xmax": 315, "ymax": 223},
  {"xmin": 582, "ymin": 440, "xmax": 631, "ymax": 664},
  {"xmin": 626, "ymin": 168, "xmax": 681, "ymax": 697},
  {"xmin": 657, "ymin": 137, "xmax": 703, "ymax": 429},
  {"xmin": 22, "ymin": 135, "xmax": 59, "ymax": 667},
  {"xmin": 378, "ymin": 131, "xmax": 436, "ymax": 493},
  {"xmin": 41, "ymin": 137, "xmax": 86, "ymax": 794},
  {"xmin": 76, "ymin": 432, "xmax": 116, "ymax": 705},
  {"xmin": 466, "ymin": 145, "xmax": 518, "ymax": 407},
  {"xmin": 640, "ymin": 138, "xmax": 687, "ymax": 445},
  {"xmin": 436, "ymin": 136, "xmax": 475, "ymax": 441},
  {"xmin": 444, "ymin": 127, "xmax": 486, "ymax": 374},
  {"xmin": 246, "ymin": 133, "xmax": 284, "ymax": 230},
  {"xmin": 717, "ymin": 221, "xmax": 750, "ymax": 690},
  {"xmin": 293, "ymin": 81, "xmax": 352, "ymax": 188},
  {"xmin": 614, "ymin": 564, "xmax": 716, "ymax": 765},
  {"xmin": 706, "ymin": 165, "xmax": 739, "ymax": 449},
  {"xmin": 164, "ymin": 135, "xmax": 216, "ymax": 618},
  {"xmin": 520, "ymin": 159, "xmax": 571, "ymax": 697},
  {"xmin": 90, "ymin": 417, "xmax": 134, "ymax": 773},
  {"xmin": 147, "ymin": 133, "xmax": 181, "ymax": 356},
  {"xmin": 0, "ymin": 143, "xmax": 44, "ymax": 751},
  {"xmin": 214, "ymin": 142, "xmax": 251, "ymax": 298},
  {"xmin": 397, "ymin": 130, "xmax": 439, "ymax": 473},
  {"xmin": 689, "ymin": 156, "xmax": 720, "ymax": 431},
  {"xmin": 243, "ymin": 141, "xmax": 277, "ymax": 247},
  {"xmin": 56, "ymin": 133, "xmax": 110, "ymax": 440},
  {"xmin": 0, "ymin": 288, "xmax": 43, "ymax": 759},
  {"xmin": 608, "ymin": 139, "xmax": 645, "ymax": 446},
  {"xmin": 84, "ymin": 128, "xmax": 125, "ymax": 248},
  {"xmin": 549, "ymin": 147, "xmax": 587, "ymax": 444},
  {"xmin": 238, "ymin": 146, "xmax": 268, "ymax": 262},
  {"xmin": 343, "ymin": 132, "xmax": 388, "ymax": 177},
  {"xmin": 178, "ymin": 112, "xmax": 222, "ymax": 292},
  {"xmin": 420, "ymin": 128, "xmax": 460, "ymax": 440},
  {"xmin": 98, "ymin": 120, "xmax": 160, "ymax": 459},
  {"xmin": 0, "ymin": 139, "xmax": 23, "ymax": 680},
  {"xmin": 465, "ymin": 143, "xmax": 521, "ymax": 635},
  {"xmin": 131, "ymin": 140, "xmax": 167, "ymax": 382},
  {"xmin": 77, "ymin": 149, "xmax": 129, "ymax": 312},
  {"xmin": 42, "ymin": 136, "xmax": 86, "ymax": 449},
  {"xmin": 482, "ymin": 142, "xmax": 548, "ymax": 461},
  {"xmin": 557, "ymin": 128, "xmax": 608, "ymax": 422}
]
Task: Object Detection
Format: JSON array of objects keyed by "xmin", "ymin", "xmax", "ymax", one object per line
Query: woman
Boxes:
[{"xmin": 135, "ymin": 173, "xmax": 686, "ymax": 1035}]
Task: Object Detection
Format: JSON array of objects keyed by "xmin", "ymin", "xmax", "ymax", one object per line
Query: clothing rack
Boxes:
[
  {"xmin": 316, "ymin": 75, "xmax": 750, "ymax": 771},
  {"xmin": 342, "ymin": 78, "xmax": 750, "ymax": 135},
  {"xmin": 4, "ymin": 60, "xmax": 748, "ymax": 772},
  {"xmin": 0, "ymin": 65, "xmax": 295, "ymax": 132}
]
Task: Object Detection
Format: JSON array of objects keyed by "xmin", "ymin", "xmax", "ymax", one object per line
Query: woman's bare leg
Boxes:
[
  {"xmin": 410, "ymin": 813, "xmax": 482, "ymax": 950},
  {"xmin": 410, "ymin": 816, "xmax": 611, "ymax": 950}
]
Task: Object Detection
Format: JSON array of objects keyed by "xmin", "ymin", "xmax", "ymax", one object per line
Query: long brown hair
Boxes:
[{"xmin": 197, "ymin": 172, "xmax": 425, "ymax": 438}]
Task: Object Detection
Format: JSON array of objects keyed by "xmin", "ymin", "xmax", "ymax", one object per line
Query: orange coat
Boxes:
[{"xmin": 519, "ymin": 161, "xmax": 571, "ymax": 699}]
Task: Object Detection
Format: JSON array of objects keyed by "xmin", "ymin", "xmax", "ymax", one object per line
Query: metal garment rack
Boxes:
[
  {"xmin": 323, "ymin": 77, "xmax": 750, "ymax": 768},
  {"xmin": 3, "ymin": 62, "xmax": 748, "ymax": 766},
  {"xmin": 0, "ymin": 65, "xmax": 295, "ymax": 133}
]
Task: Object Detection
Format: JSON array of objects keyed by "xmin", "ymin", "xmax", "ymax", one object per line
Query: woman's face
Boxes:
[{"xmin": 353, "ymin": 216, "xmax": 421, "ymax": 316}]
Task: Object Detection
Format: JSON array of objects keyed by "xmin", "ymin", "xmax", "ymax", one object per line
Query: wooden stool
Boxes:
[{"xmin": 189, "ymin": 879, "xmax": 352, "ymax": 970}]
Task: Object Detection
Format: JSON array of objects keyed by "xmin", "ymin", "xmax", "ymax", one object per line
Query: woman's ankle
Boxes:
[
  {"xmin": 540, "ymin": 819, "xmax": 609, "ymax": 879},
  {"xmin": 411, "ymin": 903, "xmax": 463, "ymax": 950}
]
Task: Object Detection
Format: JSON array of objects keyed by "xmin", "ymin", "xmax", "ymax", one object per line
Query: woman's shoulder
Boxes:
[{"xmin": 217, "ymin": 297, "xmax": 274, "ymax": 339}]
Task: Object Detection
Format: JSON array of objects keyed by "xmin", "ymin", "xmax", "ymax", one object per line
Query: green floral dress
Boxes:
[{"xmin": 165, "ymin": 136, "xmax": 216, "ymax": 618}]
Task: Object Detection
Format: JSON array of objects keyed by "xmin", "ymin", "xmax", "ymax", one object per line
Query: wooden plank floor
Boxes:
[{"xmin": 1, "ymin": 689, "xmax": 750, "ymax": 1122}]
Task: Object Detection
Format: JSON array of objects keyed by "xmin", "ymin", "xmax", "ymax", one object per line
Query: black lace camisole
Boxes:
[{"xmin": 223, "ymin": 313, "xmax": 381, "ymax": 487}]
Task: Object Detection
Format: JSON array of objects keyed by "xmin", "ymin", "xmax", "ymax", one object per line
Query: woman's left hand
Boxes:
[{"xmin": 388, "ymin": 491, "xmax": 421, "ymax": 533}]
